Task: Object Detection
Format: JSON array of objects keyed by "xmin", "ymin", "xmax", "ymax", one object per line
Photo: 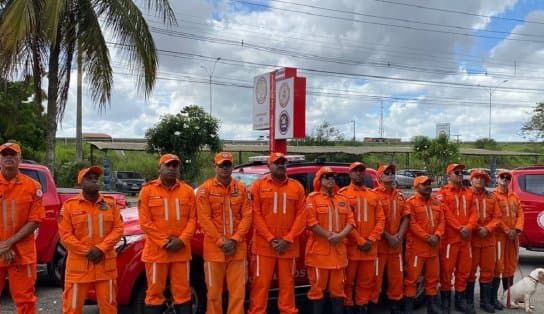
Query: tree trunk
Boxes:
[
  {"xmin": 45, "ymin": 35, "xmax": 61, "ymax": 177},
  {"xmin": 76, "ymin": 44, "xmax": 83, "ymax": 162}
]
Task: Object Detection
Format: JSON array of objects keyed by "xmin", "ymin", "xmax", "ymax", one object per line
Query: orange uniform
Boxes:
[
  {"xmin": 469, "ymin": 190, "xmax": 501, "ymax": 284},
  {"xmin": 59, "ymin": 194, "xmax": 124, "ymax": 314},
  {"xmin": 493, "ymin": 189, "xmax": 523, "ymax": 278},
  {"xmin": 305, "ymin": 190, "xmax": 355, "ymax": 300},
  {"xmin": 372, "ymin": 185, "xmax": 409, "ymax": 302},
  {"xmin": 0, "ymin": 172, "xmax": 45, "ymax": 314},
  {"xmin": 138, "ymin": 178, "xmax": 196, "ymax": 306},
  {"xmin": 437, "ymin": 184, "xmax": 478, "ymax": 292},
  {"xmin": 338, "ymin": 184, "xmax": 385, "ymax": 306},
  {"xmin": 196, "ymin": 177, "xmax": 252, "ymax": 314},
  {"xmin": 248, "ymin": 175, "xmax": 306, "ymax": 314},
  {"xmin": 404, "ymin": 193, "xmax": 445, "ymax": 297}
]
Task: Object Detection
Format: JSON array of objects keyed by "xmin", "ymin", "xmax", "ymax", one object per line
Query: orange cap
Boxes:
[
  {"xmin": 349, "ymin": 162, "xmax": 366, "ymax": 172},
  {"xmin": 268, "ymin": 152, "xmax": 287, "ymax": 164},
  {"xmin": 77, "ymin": 166, "xmax": 103, "ymax": 184},
  {"xmin": 377, "ymin": 164, "xmax": 396, "ymax": 177},
  {"xmin": 413, "ymin": 176, "xmax": 434, "ymax": 188},
  {"xmin": 159, "ymin": 153, "xmax": 181, "ymax": 165},
  {"xmin": 312, "ymin": 166, "xmax": 335, "ymax": 192},
  {"xmin": 0, "ymin": 142, "xmax": 21, "ymax": 154},
  {"xmin": 214, "ymin": 152, "xmax": 233, "ymax": 165},
  {"xmin": 446, "ymin": 163, "xmax": 465, "ymax": 174},
  {"xmin": 497, "ymin": 169, "xmax": 511, "ymax": 177},
  {"xmin": 470, "ymin": 169, "xmax": 490, "ymax": 183}
]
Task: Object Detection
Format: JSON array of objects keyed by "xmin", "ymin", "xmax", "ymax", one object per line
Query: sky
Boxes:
[{"xmin": 55, "ymin": 0, "xmax": 544, "ymax": 142}]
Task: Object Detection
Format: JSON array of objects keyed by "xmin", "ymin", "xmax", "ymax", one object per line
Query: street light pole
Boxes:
[
  {"xmin": 200, "ymin": 57, "xmax": 221, "ymax": 115},
  {"xmin": 351, "ymin": 120, "xmax": 356, "ymax": 141},
  {"xmin": 487, "ymin": 79, "xmax": 508, "ymax": 139}
]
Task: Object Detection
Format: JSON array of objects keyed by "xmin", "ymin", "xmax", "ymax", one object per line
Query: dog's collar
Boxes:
[{"xmin": 528, "ymin": 274, "xmax": 539, "ymax": 285}]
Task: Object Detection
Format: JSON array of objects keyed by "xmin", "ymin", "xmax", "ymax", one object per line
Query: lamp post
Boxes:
[
  {"xmin": 351, "ymin": 120, "xmax": 356, "ymax": 141},
  {"xmin": 200, "ymin": 57, "xmax": 221, "ymax": 115},
  {"xmin": 487, "ymin": 79, "xmax": 508, "ymax": 139}
]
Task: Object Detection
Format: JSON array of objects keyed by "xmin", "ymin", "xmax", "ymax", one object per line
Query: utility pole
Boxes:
[
  {"xmin": 200, "ymin": 57, "xmax": 221, "ymax": 115},
  {"xmin": 487, "ymin": 79, "xmax": 508, "ymax": 139},
  {"xmin": 452, "ymin": 134, "xmax": 461, "ymax": 144},
  {"xmin": 351, "ymin": 120, "xmax": 356, "ymax": 141}
]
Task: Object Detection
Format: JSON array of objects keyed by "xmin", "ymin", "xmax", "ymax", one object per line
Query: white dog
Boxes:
[{"xmin": 501, "ymin": 268, "xmax": 544, "ymax": 312}]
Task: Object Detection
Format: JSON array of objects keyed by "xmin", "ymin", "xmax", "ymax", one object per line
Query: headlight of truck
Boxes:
[{"xmin": 115, "ymin": 234, "xmax": 145, "ymax": 253}]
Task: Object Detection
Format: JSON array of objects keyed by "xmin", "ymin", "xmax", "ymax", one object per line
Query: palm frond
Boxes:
[
  {"xmin": 43, "ymin": 0, "xmax": 69, "ymax": 43},
  {"xmin": 142, "ymin": 0, "xmax": 177, "ymax": 27}
]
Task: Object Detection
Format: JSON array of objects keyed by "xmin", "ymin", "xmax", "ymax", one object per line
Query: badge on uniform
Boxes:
[
  {"xmin": 98, "ymin": 200, "xmax": 108, "ymax": 211},
  {"xmin": 231, "ymin": 186, "xmax": 239, "ymax": 197}
]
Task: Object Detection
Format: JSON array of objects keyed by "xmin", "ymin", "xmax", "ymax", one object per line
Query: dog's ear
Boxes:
[{"xmin": 539, "ymin": 270, "xmax": 544, "ymax": 283}]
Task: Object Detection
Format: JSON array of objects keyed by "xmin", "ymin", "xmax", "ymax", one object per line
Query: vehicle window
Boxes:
[
  {"xmin": 20, "ymin": 169, "xmax": 48, "ymax": 192},
  {"xmin": 232, "ymin": 173, "xmax": 263, "ymax": 187},
  {"xmin": 290, "ymin": 173, "xmax": 311, "ymax": 193},
  {"xmin": 518, "ymin": 174, "xmax": 544, "ymax": 196}
]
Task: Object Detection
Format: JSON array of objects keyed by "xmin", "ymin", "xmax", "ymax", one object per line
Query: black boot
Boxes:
[
  {"xmin": 390, "ymin": 300, "xmax": 402, "ymax": 314},
  {"xmin": 479, "ymin": 283, "xmax": 496, "ymax": 313},
  {"xmin": 427, "ymin": 295, "xmax": 442, "ymax": 314},
  {"xmin": 174, "ymin": 301, "xmax": 192, "ymax": 314},
  {"xmin": 492, "ymin": 278, "xmax": 504, "ymax": 310},
  {"xmin": 454, "ymin": 290, "xmax": 467, "ymax": 313},
  {"xmin": 441, "ymin": 291, "xmax": 451, "ymax": 314},
  {"xmin": 331, "ymin": 298, "xmax": 345, "ymax": 314},
  {"xmin": 312, "ymin": 299, "xmax": 325, "ymax": 314},
  {"xmin": 144, "ymin": 305, "xmax": 165, "ymax": 314},
  {"xmin": 344, "ymin": 305, "xmax": 354, "ymax": 314},
  {"xmin": 404, "ymin": 297, "xmax": 415, "ymax": 314},
  {"xmin": 465, "ymin": 282, "xmax": 476, "ymax": 314},
  {"xmin": 502, "ymin": 276, "xmax": 513, "ymax": 291}
]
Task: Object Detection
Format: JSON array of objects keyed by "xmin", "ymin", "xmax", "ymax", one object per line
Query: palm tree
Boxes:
[{"xmin": 0, "ymin": 0, "xmax": 176, "ymax": 175}]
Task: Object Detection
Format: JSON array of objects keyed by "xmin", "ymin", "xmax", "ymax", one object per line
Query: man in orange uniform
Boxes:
[
  {"xmin": 248, "ymin": 152, "xmax": 306, "ymax": 314},
  {"xmin": 306, "ymin": 166, "xmax": 355, "ymax": 314},
  {"xmin": 338, "ymin": 162, "xmax": 385, "ymax": 314},
  {"xmin": 196, "ymin": 152, "xmax": 252, "ymax": 314},
  {"xmin": 437, "ymin": 164, "xmax": 478, "ymax": 313},
  {"xmin": 492, "ymin": 170, "xmax": 523, "ymax": 310},
  {"xmin": 371, "ymin": 164, "xmax": 409, "ymax": 314},
  {"xmin": 138, "ymin": 154, "xmax": 196, "ymax": 314},
  {"xmin": 0, "ymin": 142, "xmax": 45, "ymax": 314},
  {"xmin": 403, "ymin": 176, "xmax": 445, "ymax": 314},
  {"xmin": 59, "ymin": 166, "xmax": 124, "ymax": 314},
  {"xmin": 466, "ymin": 170, "xmax": 501, "ymax": 314}
]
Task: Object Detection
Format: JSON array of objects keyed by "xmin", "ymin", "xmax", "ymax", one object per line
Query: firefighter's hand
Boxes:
[
  {"xmin": 165, "ymin": 237, "xmax": 184, "ymax": 252},
  {"xmin": 87, "ymin": 247, "xmax": 104, "ymax": 264},
  {"xmin": 427, "ymin": 235, "xmax": 439, "ymax": 247},
  {"xmin": 477, "ymin": 227, "xmax": 489, "ymax": 238},
  {"xmin": 221, "ymin": 239, "xmax": 237, "ymax": 256},
  {"xmin": 386, "ymin": 233, "xmax": 401, "ymax": 248},
  {"xmin": 460, "ymin": 227, "xmax": 470, "ymax": 239},
  {"xmin": 328, "ymin": 232, "xmax": 344, "ymax": 245},
  {"xmin": 272, "ymin": 239, "xmax": 290, "ymax": 253},
  {"xmin": 508, "ymin": 230, "xmax": 518, "ymax": 240},
  {"xmin": 1, "ymin": 250, "xmax": 15, "ymax": 265},
  {"xmin": 358, "ymin": 240, "xmax": 373, "ymax": 252},
  {"xmin": 0, "ymin": 240, "xmax": 13, "ymax": 256}
]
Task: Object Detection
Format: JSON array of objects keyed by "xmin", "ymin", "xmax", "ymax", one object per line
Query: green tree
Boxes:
[
  {"xmin": 301, "ymin": 120, "xmax": 345, "ymax": 145},
  {"xmin": 413, "ymin": 135, "xmax": 460, "ymax": 180},
  {"xmin": 0, "ymin": 78, "xmax": 47, "ymax": 159},
  {"xmin": 474, "ymin": 138, "xmax": 498, "ymax": 149},
  {"xmin": 145, "ymin": 105, "xmax": 222, "ymax": 184},
  {"xmin": 0, "ymin": 0, "xmax": 176, "ymax": 176},
  {"xmin": 522, "ymin": 102, "xmax": 544, "ymax": 140}
]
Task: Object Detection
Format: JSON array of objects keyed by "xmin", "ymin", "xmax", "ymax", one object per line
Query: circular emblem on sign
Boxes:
[
  {"xmin": 279, "ymin": 110, "xmax": 290, "ymax": 135},
  {"xmin": 537, "ymin": 211, "xmax": 544, "ymax": 230},
  {"xmin": 278, "ymin": 82, "xmax": 290, "ymax": 108},
  {"xmin": 255, "ymin": 77, "xmax": 267, "ymax": 104}
]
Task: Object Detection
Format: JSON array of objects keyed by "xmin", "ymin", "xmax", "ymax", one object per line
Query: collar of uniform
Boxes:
[
  {"xmin": 494, "ymin": 187, "xmax": 509, "ymax": 195},
  {"xmin": 376, "ymin": 184, "xmax": 396, "ymax": 195},
  {"xmin": 471, "ymin": 188, "xmax": 487, "ymax": 197},
  {"xmin": 414, "ymin": 192, "xmax": 432, "ymax": 203},
  {"xmin": 212, "ymin": 176, "xmax": 234, "ymax": 188},
  {"xmin": 447, "ymin": 182, "xmax": 465, "ymax": 192},
  {"xmin": 76, "ymin": 192, "xmax": 106, "ymax": 204},
  {"xmin": 157, "ymin": 177, "xmax": 180, "ymax": 189},
  {"xmin": 0, "ymin": 171, "xmax": 22, "ymax": 184},
  {"xmin": 265, "ymin": 174, "xmax": 289, "ymax": 185},
  {"xmin": 349, "ymin": 182, "xmax": 367, "ymax": 191}
]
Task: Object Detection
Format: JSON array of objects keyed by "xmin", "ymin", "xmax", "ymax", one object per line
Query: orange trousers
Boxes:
[
  {"xmin": 307, "ymin": 267, "xmax": 345, "ymax": 300},
  {"xmin": 63, "ymin": 280, "xmax": 117, "ymax": 314},
  {"xmin": 404, "ymin": 253, "xmax": 439, "ymax": 297},
  {"xmin": 248, "ymin": 255, "xmax": 297, "ymax": 314},
  {"xmin": 440, "ymin": 242, "xmax": 472, "ymax": 292},
  {"xmin": 494, "ymin": 234, "xmax": 519, "ymax": 278},
  {"xmin": 344, "ymin": 260, "xmax": 376, "ymax": 306},
  {"xmin": 469, "ymin": 245, "xmax": 495, "ymax": 283},
  {"xmin": 144, "ymin": 261, "xmax": 191, "ymax": 306},
  {"xmin": 205, "ymin": 260, "xmax": 246, "ymax": 314},
  {"xmin": 0, "ymin": 264, "xmax": 36, "ymax": 314},
  {"xmin": 371, "ymin": 253, "xmax": 404, "ymax": 302}
]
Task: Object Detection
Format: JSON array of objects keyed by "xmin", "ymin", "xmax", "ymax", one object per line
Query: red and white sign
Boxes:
[
  {"xmin": 274, "ymin": 77, "xmax": 305, "ymax": 139},
  {"xmin": 252, "ymin": 74, "xmax": 271, "ymax": 130}
]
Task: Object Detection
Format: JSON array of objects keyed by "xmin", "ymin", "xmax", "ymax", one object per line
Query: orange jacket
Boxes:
[
  {"xmin": 250, "ymin": 175, "xmax": 306, "ymax": 258},
  {"xmin": 338, "ymin": 184, "xmax": 385, "ymax": 260},
  {"xmin": 437, "ymin": 184, "xmax": 478, "ymax": 244},
  {"xmin": 196, "ymin": 177, "xmax": 252, "ymax": 262},
  {"xmin": 138, "ymin": 178, "xmax": 196, "ymax": 263},
  {"xmin": 305, "ymin": 191, "xmax": 355, "ymax": 269},
  {"xmin": 373, "ymin": 185, "xmax": 409, "ymax": 254},
  {"xmin": 0, "ymin": 172, "xmax": 45, "ymax": 266},
  {"xmin": 493, "ymin": 189, "xmax": 524, "ymax": 235},
  {"xmin": 58, "ymin": 194, "xmax": 124, "ymax": 283},
  {"xmin": 471, "ymin": 189, "xmax": 501, "ymax": 247},
  {"xmin": 405, "ymin": 193, "xmax": 445, "ymax": 257}
]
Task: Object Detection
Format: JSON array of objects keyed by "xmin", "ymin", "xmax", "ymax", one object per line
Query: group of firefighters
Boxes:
[{"xmin": 0, "ymin": 140, "xmax": 524, "ymax": 314}]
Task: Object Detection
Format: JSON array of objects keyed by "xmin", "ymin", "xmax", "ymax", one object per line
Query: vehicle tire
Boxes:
[{"xmin": 47, "ymin": 243, "xmax": 66, "ymax": 287}]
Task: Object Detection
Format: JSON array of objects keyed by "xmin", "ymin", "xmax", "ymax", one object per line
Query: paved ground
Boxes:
[{"xmin": 1, "ymin": 249, "xmax": 543, "ymax": 313}]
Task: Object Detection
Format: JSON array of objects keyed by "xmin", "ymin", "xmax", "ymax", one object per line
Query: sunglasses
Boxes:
[
  {"xmin": 383, "ymin": 170, "xmax": 395, "ymax": 175},
  {"xmin": 217, "ymin": 163, "xmax": 233, "ymax": 169},
  {"xmin": 453, "ymin": 170, "xmax": 464, "ymax": 176},
  {"xmin": 322, "ymin": 174, "xmax": 336, "ymax": 180},
  {"xmin": 499, "ymin": 175, "xmax": 512, "ymax": 180}
]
